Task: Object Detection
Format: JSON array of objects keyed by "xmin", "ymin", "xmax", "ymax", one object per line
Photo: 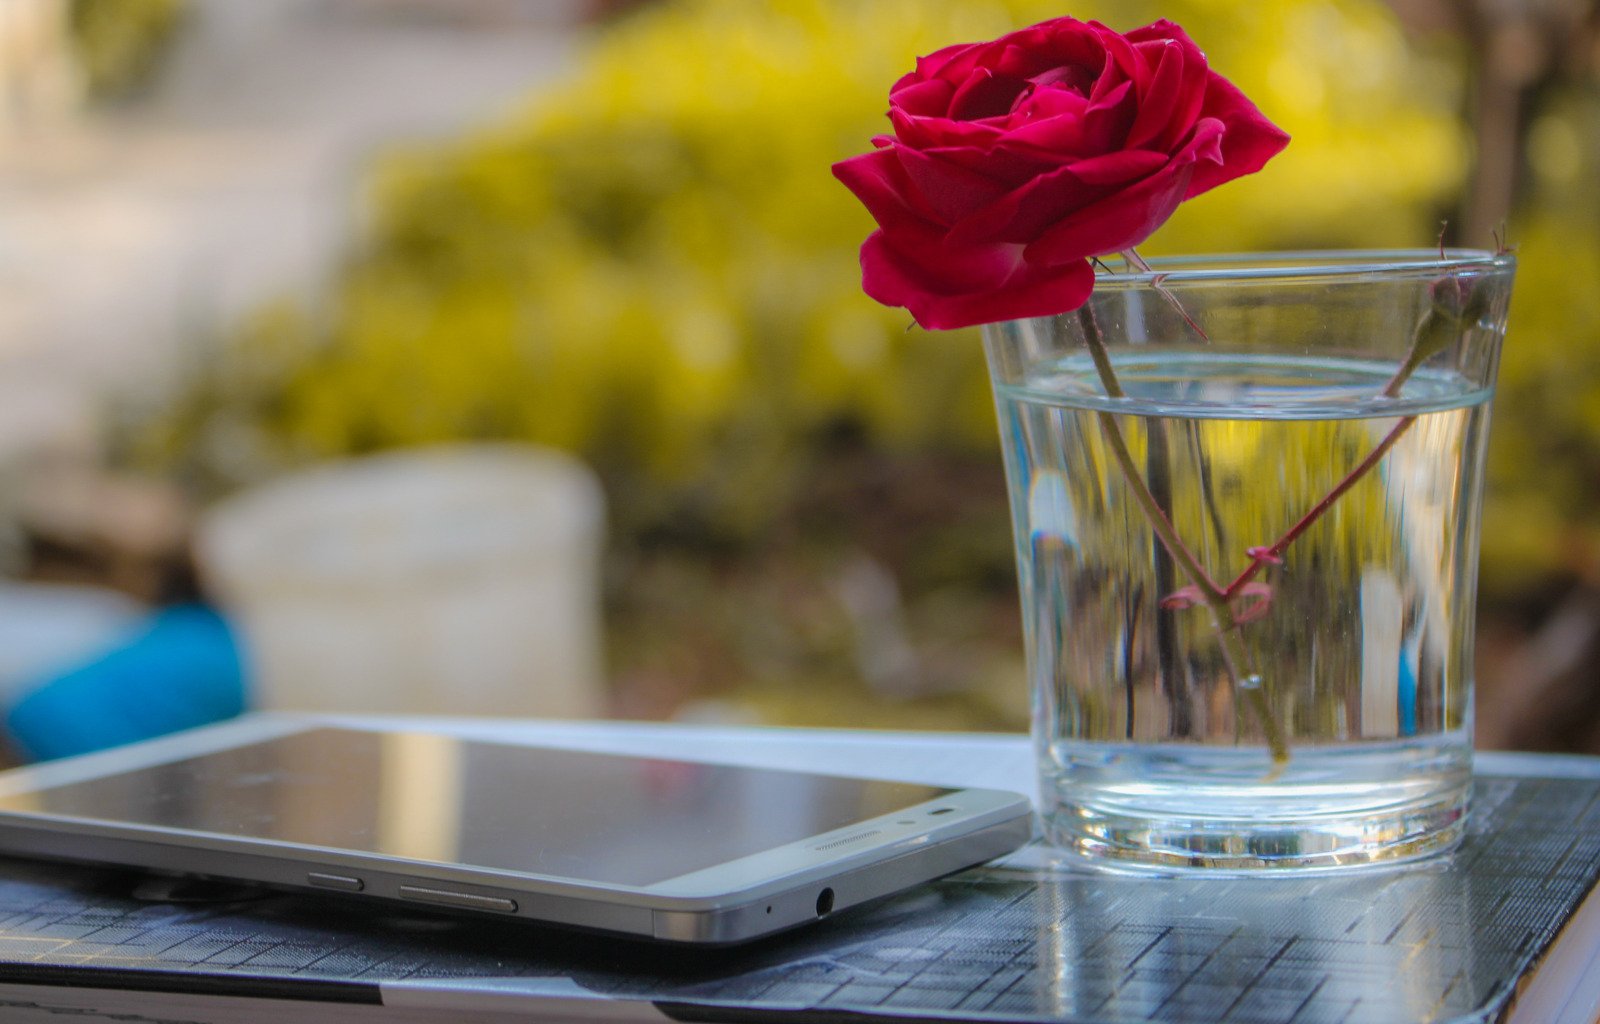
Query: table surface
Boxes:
[
  {"xmin": 372, "ymin": 719, "xmax": 1600, "ymax": 1024},
  {"xmin": 334, "ymin": 714, "xmax": 1600, "ymax": 790},
  {"xmin": 0, "ymin": 717, "xmax": 1596, "ymax": 1024}
]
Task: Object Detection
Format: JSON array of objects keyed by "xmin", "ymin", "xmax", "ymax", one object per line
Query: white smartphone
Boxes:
[{"xmin": 0, "ymin": 717, "xmax": 1032, "ymax": 945}]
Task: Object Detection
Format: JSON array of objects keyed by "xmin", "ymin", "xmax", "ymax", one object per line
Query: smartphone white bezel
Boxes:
[{"xmin": 0, "ymin": 716, "xmax": 1033, "ymax": 944}]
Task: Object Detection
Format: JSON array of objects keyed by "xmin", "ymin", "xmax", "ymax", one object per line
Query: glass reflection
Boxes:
[
  {"xmin": 0, "ymin": 728, "xmax": 951, "ymax": 886},
  {"xmin": 1012, "ymin": 857, "xmax": 1478, "ymax": 1022}
]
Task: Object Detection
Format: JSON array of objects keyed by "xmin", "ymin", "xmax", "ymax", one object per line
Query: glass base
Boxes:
[{"xmin": 1038, "ymin": 741, "xmax": 1471, "ymax": 873}]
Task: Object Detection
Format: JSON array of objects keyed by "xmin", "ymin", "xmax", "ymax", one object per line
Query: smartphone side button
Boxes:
[
  {"xmin": 307, "ymin": 872, "xmax": 364, "ymax": 892},
  {"xmin": 398, "ymin": 885, "xmax": 519, "ymax": 914}
]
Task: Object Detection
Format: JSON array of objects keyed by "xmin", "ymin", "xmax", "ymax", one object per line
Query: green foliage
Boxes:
[
  {"xmin": 1472, "ymin": 77, "xmax": 1600, "ymax": 599},
  {"xmin": 1483, "ymin": 214, "xmax": 1600, "ymax": 595},
  {"xmin": 68, "ymin": 0, "xmax": 184, "ymax": 100}
]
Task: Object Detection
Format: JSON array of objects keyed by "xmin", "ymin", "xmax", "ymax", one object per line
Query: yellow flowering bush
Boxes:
[{"xmin": 156, "ymin": 0, "xmax": 1467, "ymax": 528}]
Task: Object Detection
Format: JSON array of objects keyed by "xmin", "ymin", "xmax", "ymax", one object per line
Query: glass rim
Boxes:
[{"xmin": 1092, "ymin": 249, "xmax": 1515, "ymax": 287}]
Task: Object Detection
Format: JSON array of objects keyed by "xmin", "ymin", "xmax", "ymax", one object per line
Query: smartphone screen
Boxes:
[{"xmin": 0, "ymin": 729, "xmax": 954, "ymax": 886}]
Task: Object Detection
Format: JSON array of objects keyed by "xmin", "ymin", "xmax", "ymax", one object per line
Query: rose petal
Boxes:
[
  {"xmin": 865, "ymin": 217, "xmax": 1027, "ymax": 294},
  {"xmin": 894, "ymin": 146, "xmax": 1009, "ymax": 224},
  {"xmin": 860, "ymin": 226, "xmax": 1017, "ymax": 314},
  {"xmin": 832, "ymin": 147, "xmax": 938, "ymax": 229},
  {"xmin": 1125, "ymin": 18, "xmax": 1202, "ymax": 58},
  {"xmin": 909, "ymin": 259, "xmax": 1095, "ymax": 329},
  {"xmin": 1008, "ymin": 84, "xmax": 1088, "ymax": 126},
  {"xmin": 1091, "ymin": 23, "xmax": 1143, "ymax": 96},
  {"xmin": 1125, "ymin": 20, "xmax": 1209, "ymax": 148},
  {"xmin": 1126, "ymin": 39, "xmax": 1187, "ymax": 150},
  {"xmin": 909, "ymin": 41, "xmax": 984, "ymax": 84},
  {"xmin": 1022, "ymin": 172, "xmax": 1188, "ymax": 261},
  {"xmin": 888, "ymin": 107, "xmax": 1003, "ymax": 150},
  {"xmin": 1000, "ymin": 107, "xmax": 1095, "ymax": 157},
  {"xmin": 1022, "ymin": 122, "xmax": 1224, "ymax": 263},
  {"xmin": 950, "ymin": 148, "xmax": 1169, "ymax": 243},
  {"xmin": 1002, "ymin": 78, "xmax": 1133, "ymax": 160},
  {"xmin": 924, "ymin": 142, "xmax": 1053, "ymax": 185},
  {"xmin": 1169, "ymin": 44, "xmax": 1210, "ymax": 149},
  {"xmin": 1124, "ymin": 19, "xmax": 1186, "ymax": 44},
  {"xmin": 1185, "ymin": 116, "xmax": 1226, "ymax": 166},
  {"xmin": 1066, "ymin": 148, "xmax": 1171, "ymax": 185},
  {"xmin": 862, "ymin": 230, "xmax": 1094, "ymax": 329},
  {"xmin": 1026, "ymin": 63, "xmax": 1094, "ymax": 95},
  {"xmin": 948, "ymin": 67, "xmax": 1028, "ymax": 121},
  {"xmin": 983, "ymin": 24, "xmax": 1056, "ymax": 73},
  {"xmin": 837, "ymin": 14, "xmax": 1290, "ymax": 330},
  {"xmin": 891, "ymin": 77, "xmax": 955, "ymax": 118},
  {"xmin": 1081, "ymin": 78, "xmax": 1136, "ymax": 153},
  {"xmin": 1021, "ymin": 121, "xmax": 1224, "ymax": 263},
  {"xmin": 1038, "ymin": 19, "xmax": 1113, "ymax": 76},
  {"xmin": 994, "ymin": 41, "xmax": 1058, "ymax": 81},
  {"xmin": 1185, "ymin": 74, "xmax": 1291, "ymax": 198}
]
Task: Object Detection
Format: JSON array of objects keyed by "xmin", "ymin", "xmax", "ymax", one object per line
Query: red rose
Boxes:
[{"xmin": 833, "ymin": 17, "xmax": 1289, "ymax": 330}]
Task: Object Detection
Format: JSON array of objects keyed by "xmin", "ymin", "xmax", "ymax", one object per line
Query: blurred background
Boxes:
[{"xmin": 0, "ymin": 0, "xmax": 1595, "ymax": 758}]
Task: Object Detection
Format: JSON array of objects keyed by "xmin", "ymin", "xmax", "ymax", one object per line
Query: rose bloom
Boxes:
[{"xmin": 833, "ymin": 17, "xmax": 1289, "ymax": 330}]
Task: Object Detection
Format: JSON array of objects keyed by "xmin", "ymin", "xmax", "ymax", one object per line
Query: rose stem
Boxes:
[
  {"xmin": 1219, "ymin": 332, "xmax": 1428, "ymax": 601},
  {"xmin": 1077, "ymin": 306, "xmax": 1224, "ymax": 602},
  {"xmin": 1076, "ymin": 305, "xmax": 1288, "ymax": 763},
  {"xmin": 1123, "ymin": 248, "xmax": 1231, "ymax": 553},
  {"xmin": 1124, "ymin": 247, "xmax": 1211, "ymax": 738},
  {"xmin": 1080, "ymin": 263, "xmax": 1465, "ymax": 764},
  {"xmin": 1222, "ymin": 416, "xmax": 1416, "ymax": 600}
]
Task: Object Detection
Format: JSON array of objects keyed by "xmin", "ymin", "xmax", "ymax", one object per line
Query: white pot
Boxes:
[{"xmin": 197, "ymin": 444, "xmax": 605, "ymax": 718}]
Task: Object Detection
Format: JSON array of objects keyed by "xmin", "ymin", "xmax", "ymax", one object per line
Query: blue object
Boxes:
[
  {"xmin": 6, "ymin": 604, "xmax": 248, "ymax": 762},
  {"xmin": 1398, "ymin": 635, "xmax": 1420, "ymax": 738}
]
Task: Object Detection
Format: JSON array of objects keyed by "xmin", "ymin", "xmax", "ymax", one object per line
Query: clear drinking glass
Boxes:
[{"xmin": 982, "ymin": 251, "xmax": 1516, "ymax": 871}]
